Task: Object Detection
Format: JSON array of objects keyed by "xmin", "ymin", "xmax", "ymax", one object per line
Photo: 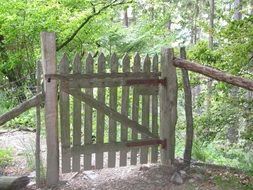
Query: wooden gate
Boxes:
[
  {"xmin": 41, "ymin": 32, "xmax": 177, "ymax": 187},
  {"xmin": 57, "ymin": 51, "xmax": 163, "ymax": 172}
]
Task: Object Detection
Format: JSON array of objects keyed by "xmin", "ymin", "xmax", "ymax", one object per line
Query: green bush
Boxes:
[
  {"xmin": 4, "ymin": 108, "xmax": 36, "ymax": 129},
  {"xmin": 0, "ymin": 148, "xmax": 13, "ymax": 168}
]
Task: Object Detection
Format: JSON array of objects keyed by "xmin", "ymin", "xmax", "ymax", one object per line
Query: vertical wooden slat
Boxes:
[
  {"xmin": 72, "ymin": 53, "xmax": 82, "ymax": 172},
  {"xmin": 151, "ymin": 54, "xmax": 159, "ymax": 163},
  {"xmin": 60, "ymin": 54, "xmax": 71, "ymax": 173},
  {"xmin": 108, "ymin": 53, "xmax": 118, "ymax": 168},
  {"xmin": 120, "ymin": 54, "xmax": 130, "ymax": 166},
  {"xmin": 96, "ymin": 53, "xmax": 106, "ymax": 169},
  {"xmin": 35, "ymin": 60, "xmax": 41, "ymax": 187},
  {"xmin": 84, "ymin": 53, "xmax": 94, "ymax": 170},
  {"xmin": 160, "ymin": 48, "xmax": 177, "ymax": 165},
  {"xmin": 40, "ymin": 32, "xmax": 59, "ymax": 187},
  {"xmin": 131, "ymin": 53, "xmax": 141, "ymax": 165},
  {"xmin": 140, "ymin": 55, "xmax": 151, "ymax": 164}
]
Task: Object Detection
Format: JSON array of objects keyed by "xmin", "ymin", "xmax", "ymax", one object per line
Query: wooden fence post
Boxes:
[
  {"xmin": 35, "ymin": 61, "xmax": 42, "ymax": 187},
  {"xmin": 160, "ymin": 48, "xmax": 177, "ymax": 165},
  {"xmin": 180, "ymin": 47, "xmax": 194, "ymax": 166},
  {"xmin": 40, "ymin": 32, "xmax": 59, "ymax": 187}
]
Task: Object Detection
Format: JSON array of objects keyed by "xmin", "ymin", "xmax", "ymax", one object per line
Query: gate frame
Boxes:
[{"xmin": 41, "ymin": 32, "xmax": 177, "ymax": 188}]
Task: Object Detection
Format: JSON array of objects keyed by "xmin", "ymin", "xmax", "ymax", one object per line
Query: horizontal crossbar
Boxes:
[
  {"xmin": 68, "ymin": 139, "xmax": 163, "ymax": 155},
  {"xmin": 126, "ymin": 79, "xmax": 166, "ymax": 86},
  {"xmin": 46, "ymin": 72, "xmax": 161, "ymax": 81},
  {"xmin": 126, "ymin": 139, "xmax": 166, "ymax": 149},
  {"xmin": 46, "ymin": 72, "xmax": 161, "ymax": 89}
]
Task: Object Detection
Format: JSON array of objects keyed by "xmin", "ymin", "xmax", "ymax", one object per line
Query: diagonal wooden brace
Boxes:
[{"xmin": 62, "ymin": 82, "xmax": 158, "ymax": 139}]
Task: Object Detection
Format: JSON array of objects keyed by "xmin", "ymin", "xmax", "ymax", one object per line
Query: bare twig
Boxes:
[{"xmin": 57, "ymin": 0, "xmax": 132, "ymax": 51}]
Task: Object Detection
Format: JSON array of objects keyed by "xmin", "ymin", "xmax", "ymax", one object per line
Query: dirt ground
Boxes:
[
  {"xmin": 25, "ymin": 163, "xmax": 252, "ymax": 190},
  {"xmin": 0, "ymin": 130, "xmax": 252, "ymax": 190}
]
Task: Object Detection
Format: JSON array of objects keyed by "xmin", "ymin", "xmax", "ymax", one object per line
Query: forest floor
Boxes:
[{"xmin": 0, "ymin": 130, "xmax": 252, "ymax": 190}]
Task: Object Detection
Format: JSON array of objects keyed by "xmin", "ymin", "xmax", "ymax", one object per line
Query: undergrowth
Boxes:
[{"xmin": 0, "ymin": 148, "xmax": 13, "ymax": 169}]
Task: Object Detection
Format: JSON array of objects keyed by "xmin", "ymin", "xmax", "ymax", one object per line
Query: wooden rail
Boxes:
[
  {"xmin": 174, "ymin": 58, "xmax": 253, "ymax": 91},
  {"xmin": 0, "ymin": 93, "xmax": 44, "ymax": 126}
]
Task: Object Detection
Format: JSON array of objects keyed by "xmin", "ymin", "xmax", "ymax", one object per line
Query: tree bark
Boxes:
[
  {"xmin": 123, "ymin": 8, "xmax": 129, "ymax": 27},
  {"xmin": 209, "ymin": 0, "xmax": 215, "ymax": 49},
  {"xmin": 180, "ymin": 48, "xmax": 194, "ymax": 166}
]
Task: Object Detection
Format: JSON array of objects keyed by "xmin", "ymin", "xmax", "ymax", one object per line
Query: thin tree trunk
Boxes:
[
  {"xmin": 209, "ymin": 0, "xmax": 215, "ymax": 49},
  {"xmin": 227, "ymin": 0, "xmax": 242, "ymax": 144},
  {"xmin": 180, "ymin": 48, "xmax": 194, "ymax": 166},
  {"xmin": 234, "ymin": 0, "xmax": 242, "ymax": 20},
  {"xmin": 207, "ymin": 0, "xmax": 215, "ymax": 113},
  {"xmin": 123, "ymin": 8, "xmax": 129, "ymax": 27}
]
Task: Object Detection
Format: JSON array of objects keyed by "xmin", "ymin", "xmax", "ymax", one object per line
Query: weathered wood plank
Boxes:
[
  {"xmin": 59, "ymin": 54, "xmax": 71, "ymax": 173},
  {"xmin": 108, "ymin": 53, "xmax": 118, "ymax": 168},
  {"xmin": 131, "ymin": 53, "xmax": 141, "ymax": 165},
  {"xmin": 35, "ymin": 60, "xmax": 42, "ymax": 187},
  {"xmin": 0, "ymin": 93, "xmax": 43, "ymax": 126},
  {"xmin": 120, "ymin": 54, "xmax": 130, "ymax": 166},
  {"xmin": 174, "ymin": 58, "xmax": 253, "ymax": 91},
  {"xmin": 160, "ymin": 48, "xmax": 177, "ymax": 165},
  {"xmin": 140, "ymin": 55, "xmax": 151, "ymax": 164},
  {"xmin": 40, "ymin": 32, "xmax": 59, "ymax": 187},
  {"xmin": 71, "ymin": 139, "xmax": 161, "ymax": 155},
  {"xmin": 151, "ymin": 54, "xmax": 159, "ymax": 163},
  {"xmin": 46, "ymin": 72, "xmax": 160, "ymax": 84},
  {"xmin": 83, "ymin": 53, "xmax": 93, "ymax": 170},
  {"xmin": 96, "ymin": 53, "xmax": 106, "ymax": 169},
  {"xmin": 62, "ymin": 88, "xmax": 157, "ymax": 139},
  {"xmin": 67, "ymin": 74, "xmax": 160, "ymax": 88},
  {"xmin": 72, "ymin": 53, "xmax": 82, "ymax": 172}
]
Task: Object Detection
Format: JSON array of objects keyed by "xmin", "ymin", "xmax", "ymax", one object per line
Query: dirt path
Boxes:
[
  {"xmin": 0, "ymin": 131, "xmax": 252, "ymax": 190},
  {"xmin": 26, "ymin": 163, "xmax": 251, "ymax": 190}
]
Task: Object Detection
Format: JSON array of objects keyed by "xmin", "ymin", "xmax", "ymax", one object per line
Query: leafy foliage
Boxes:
[{"xmin": 0, "ymin": 148, "xmax": 13, "ymax": 169}]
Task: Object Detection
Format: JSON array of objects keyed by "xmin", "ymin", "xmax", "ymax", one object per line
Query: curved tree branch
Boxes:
[{"xmin": 57, "ymin": 0, "xmax": 132, "ymax": 51}]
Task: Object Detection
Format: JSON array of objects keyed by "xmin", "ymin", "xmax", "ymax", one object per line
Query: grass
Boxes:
[
  {"xmin": 0, "ymin": 148, "xmax": 13, "ymax": 169},
  {"xmin": 214, "ymin": 176, "xmax": 253, "ymax": 190},
  {"xmin": 175, "ymin": 129, "xmax": 253, "ymax": 178}
]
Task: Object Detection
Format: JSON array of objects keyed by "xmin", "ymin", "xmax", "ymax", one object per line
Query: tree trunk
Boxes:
[
  {"xmin": 180, "ymin": 48, "xmax": 194, "ymax": 166},
  {"xmin": 123, "ymin": 8, "xmax": 129, "ymax": 27},
  {"xmin": 207, "ymin": 0, "xmax": 215, "ymax": 114},
  {"xmin": 251, "ymin": 0, "xmax": 253, "ymax": 15},
  {"xmin": 233, "ymin": 0, "xmax": 242, "ymax": 20},
  {"xmin": 227, "ymin": 0, "xmax": 242, "ymax": 144},
  {"xmin": 0, "ymin": 176, "xmax": 30, "ymax": 190},
  {"xmin": 209, "ymin": 0, "xmax": 215, "ymax": 49}
]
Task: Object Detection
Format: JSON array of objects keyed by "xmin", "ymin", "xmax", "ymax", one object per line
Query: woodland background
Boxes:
[{"xmin": 0, "ymin": 0, "xmax": 253, "ymax": 177}]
